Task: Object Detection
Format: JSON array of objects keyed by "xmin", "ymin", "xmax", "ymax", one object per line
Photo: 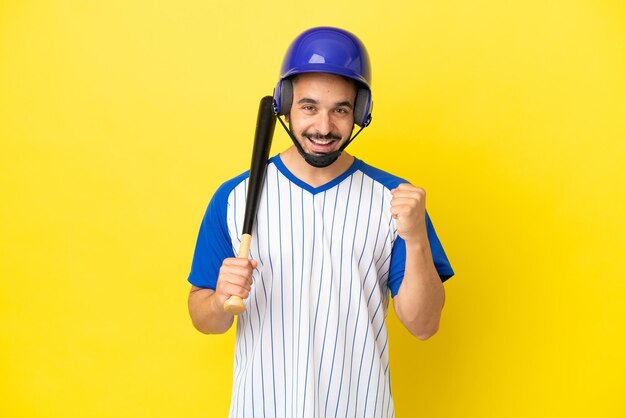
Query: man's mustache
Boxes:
[{"xmin": 302, "ymin": 132, "xmax": 342, "ymax": 141}]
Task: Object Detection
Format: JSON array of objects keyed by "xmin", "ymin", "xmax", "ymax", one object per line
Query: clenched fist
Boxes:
[
  {"xmin": 214, "ymin": 257, "xmax": 258, "ymax": 310},
  {"xmin": 390, "ymin": 183, "xmax": 427, "ymax": 244}
]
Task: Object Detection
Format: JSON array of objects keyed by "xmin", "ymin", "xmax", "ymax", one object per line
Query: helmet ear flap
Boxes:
[
  {"xmin": 275, "ymin": 78, "xmax": 293, "ymax": 116},
  {"xmin": 354, "ymin": 87, "xmax": 372, "ymax": 127}
]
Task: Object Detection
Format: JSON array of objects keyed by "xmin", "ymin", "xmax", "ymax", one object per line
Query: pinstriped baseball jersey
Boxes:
[{"xmin": 188, "ymin": 155, "xmax": 454, "ymax": 418}]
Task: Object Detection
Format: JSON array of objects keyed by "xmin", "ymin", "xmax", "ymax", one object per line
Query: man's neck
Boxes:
[{"xmin": 280, "ymin": 146, "xmax": 355, "ymax": 188}]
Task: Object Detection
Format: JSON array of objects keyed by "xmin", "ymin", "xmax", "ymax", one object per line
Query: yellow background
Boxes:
[{"xmin": 2, "ymin": 1, "xmax": 625, "ymax": 417}]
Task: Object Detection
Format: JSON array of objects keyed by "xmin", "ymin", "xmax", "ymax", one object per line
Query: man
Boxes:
[{"xmin": 187, "ymin": 27, "xmax": 454, "ymax": 418}]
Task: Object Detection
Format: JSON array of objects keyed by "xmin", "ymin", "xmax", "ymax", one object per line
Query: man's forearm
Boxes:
[
  {"xmin": 188, "ymin": 287, "xmax": 235, "ymax": 334},
  {"xmin": 394, "ymin": 239, "xmax": 445, "ymax": 340}
]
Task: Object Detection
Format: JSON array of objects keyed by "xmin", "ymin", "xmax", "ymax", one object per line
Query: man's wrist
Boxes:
[{"xmin": 403, "ymin": 230, "xmax": 430, "ymax": 250}]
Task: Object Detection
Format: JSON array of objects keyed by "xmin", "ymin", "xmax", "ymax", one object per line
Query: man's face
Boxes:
[{"xmin": 287, "ymin": 73, "xmax": 357, "ymax": 156}]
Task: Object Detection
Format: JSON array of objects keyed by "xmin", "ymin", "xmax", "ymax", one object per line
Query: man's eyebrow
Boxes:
[
  {"xmin": 297, "ymin": 98, "xmax": 319, "ymax": 105},
  {"xmin": 335, "ymin": 101, "xmax": 353, "ymax": 109}
]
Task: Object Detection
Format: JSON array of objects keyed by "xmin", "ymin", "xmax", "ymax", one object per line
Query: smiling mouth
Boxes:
[
  {"xmin": 308, "ymin": 137, "xmax": 337, "ymax": 145},
  {"xmin": 305, "ymin": 137, "xmax": 340, "ymax": 154}
]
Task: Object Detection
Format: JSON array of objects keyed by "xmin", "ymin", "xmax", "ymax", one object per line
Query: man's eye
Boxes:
[
  {"xmin": 335, "ymin": 108, "xmax": 349, "ymax": 114},
  {"xmin": 303, "ymin": 105, "xmax": 315, "ymax": 111}
]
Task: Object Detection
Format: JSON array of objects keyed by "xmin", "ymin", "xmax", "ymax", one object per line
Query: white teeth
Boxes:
[{"xmin": 310, "ymin": 138, "xmax": 333, "ymax": 145}]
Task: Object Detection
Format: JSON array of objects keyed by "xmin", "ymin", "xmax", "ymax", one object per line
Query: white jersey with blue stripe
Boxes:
[{"xmin": 188, "ymin": 156, "xmax": 454, "ymax": 418}]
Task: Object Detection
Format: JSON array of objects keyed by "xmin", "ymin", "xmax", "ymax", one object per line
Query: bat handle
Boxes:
[{"xmin": 223, "ymin": 234, "xmax": 253, "ymax": 315}]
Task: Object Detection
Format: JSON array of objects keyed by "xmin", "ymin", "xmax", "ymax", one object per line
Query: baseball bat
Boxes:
[{"xmin": 223, "ymin": 95, "xmax": 276, "ymax": 315}]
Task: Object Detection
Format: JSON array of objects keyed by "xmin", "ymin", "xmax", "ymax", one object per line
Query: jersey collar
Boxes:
[{"xmin": 271, "ymin": 155, "xmax": 363, "ymax": 195}]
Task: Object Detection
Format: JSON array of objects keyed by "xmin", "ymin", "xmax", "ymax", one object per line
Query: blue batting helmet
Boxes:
[{"xmin": 273, "ymin": 27, "xmax": 373, "ymax": 127}]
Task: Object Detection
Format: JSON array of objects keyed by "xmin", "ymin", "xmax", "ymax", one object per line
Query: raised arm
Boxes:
[{"xmin": 390, "ymin": 184, "xmax": 445, "ymax": 340}]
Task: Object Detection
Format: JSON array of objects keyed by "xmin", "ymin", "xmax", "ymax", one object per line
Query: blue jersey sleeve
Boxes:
[
  {"xmin": 387, "ymin": 211, "xmax": 455, "ymax": 297},
  {"xmin": 187, "ymin": 181, "xmax": 240, "ymax": 289}
]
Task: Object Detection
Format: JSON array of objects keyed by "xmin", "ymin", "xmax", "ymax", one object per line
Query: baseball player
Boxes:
[{"xmin": 188, "ymin": 27, "xmax": 454, "ymax": 418}]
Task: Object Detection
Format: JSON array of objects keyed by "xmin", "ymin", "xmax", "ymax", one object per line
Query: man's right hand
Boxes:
[
  {"xmin": 213, "ymin": 257, "xmax": 258, "ymax": 311},
  {"xmin": 188, "ymin": 257, "xmax": 257, "ymax": 334}
]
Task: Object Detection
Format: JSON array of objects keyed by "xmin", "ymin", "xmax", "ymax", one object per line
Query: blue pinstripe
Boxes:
[
  {"xmin": 294, "ymin": 186, "xmax": 305, "ymax": 417},
  {"xmin": 288, "ymin": 180, "xmax": 295, "ymax": 418},
  {"xmin": 300, "ymin": 190, "xmax": 318, "ymax": 417},
  {"xmin": 324, "ymin": 175, "xmax": 355, "ymax": 416},
  {"xmin": 316, "ymin": 184, "xmax": 342, "ymax": 415},
  {"xmin": 275, "ymin": 169, "xmax": 288, "ymax": 418}
]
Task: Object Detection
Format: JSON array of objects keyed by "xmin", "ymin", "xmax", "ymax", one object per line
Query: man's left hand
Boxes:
[{"xmin": 390, "ymin": 183, "xmax": 428, "ymax": 244}]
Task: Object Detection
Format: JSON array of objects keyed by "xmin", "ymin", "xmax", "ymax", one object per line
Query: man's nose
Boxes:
[{"xmin": 315, "ymin": 111, "xmax": 333, "ymax": 135}]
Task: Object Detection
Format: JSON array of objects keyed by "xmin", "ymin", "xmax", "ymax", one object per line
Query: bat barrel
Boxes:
[{"xmin": 242, "ymin": 96, "xmax": 276, "ymax": 235}]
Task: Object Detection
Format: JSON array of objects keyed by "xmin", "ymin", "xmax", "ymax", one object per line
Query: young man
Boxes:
[{"xmin": 187, "ymin": 27, "xmax": 454, "ymax": 418}]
